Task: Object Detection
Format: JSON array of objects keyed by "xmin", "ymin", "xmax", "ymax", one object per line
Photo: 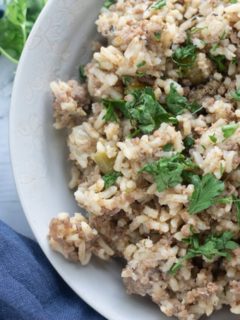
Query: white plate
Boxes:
[{"xmin": 9, "ymin": 1, "xmax": 238, "ymax": 319}]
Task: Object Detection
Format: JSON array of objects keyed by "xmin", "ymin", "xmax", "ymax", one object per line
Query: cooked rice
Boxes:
[{"xmin": 48, "ymin": 1, "xmax": 240, "ymax": 319}]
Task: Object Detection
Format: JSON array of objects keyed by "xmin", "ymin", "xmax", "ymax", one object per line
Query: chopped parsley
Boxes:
[
  {"xmin": 231, "ymin": 89, "xmax": 240, "ymax": 101},
  {"xmin": 172, "ymin": 43, "xmax": 197, "ymax": 69},
  {"xmin": 122, "ymin": 76, "xmax": 133, "ymax": 86},
  {"xmin": 102, "ymin": 99, "xmax": 125, "ymax": 122},
  {"xmin": 169, "ymin": 231, "xmax": 239, "ymax": 274},
  {"xmin": 103, "ymin": 87, "xmax": 177, "ymax": 135},
  {"xmin": 139, "ymin": 154, "xmax": 196, "ymax": 192},
  {"xmin": 163, "ymin": 143, "xmax": 174, "ymax": 152},
  {"xmin": 154, "ymin": 32, "xmax": 161, "ymax": 41},
  {"xmin": 222, "ymin": 123, "xmax": 238, "ymax": 139},
  {"xmin": 79, "ymin": 65, "xmax": 86, "ymax": 83},
  {"xmin": 103, "ymin": 171, "xmax": 121, "ymax": 189},
  {"xmin": 183, "ymin": 135, "xmax": 195, "ymax": 151},
  {"xmin": 166, "ymin": 84, "xmax": 202, "ymax": 115},
  {"xmin": 151, "ymin": 0, "xmax": 166, "ymax": 10},
  {"xmin": 209, "ymin": 54, "xmax": 228, "ymax": 73},
  {"xmin": 136, "ymin": 61, "xmax": 146, "ymax": 68},
  {"xmin": 209, "ymin": 134, "xmax": 217, "ymax": 144},
  {"xmin": 188, "ymin": 174, "xmax": 224, "ymax": 215},
  {"xmin": 103, "ymin": 0, "xmax": 116, "ymax": 8}
]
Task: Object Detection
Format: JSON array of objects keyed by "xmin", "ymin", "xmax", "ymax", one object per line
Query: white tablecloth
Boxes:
[{"xmin": 0, "ymin": 57, "xmax": 34, "ymax": 239}]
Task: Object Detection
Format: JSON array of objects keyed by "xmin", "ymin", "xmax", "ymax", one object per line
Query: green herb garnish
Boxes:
[
  {"xmin": 169, "ymin": 231, "xmax": 239, "ymax": 274},
  {"xmin": 122, "ymin": 76, "xmax": 133, "ymax": 86},
  {"xmin": 103, "ymin": 0, "xmax": 116, "ymax": 9},
  {"xmin": 209, "ymin": 54, "xmax": 228, "ymax": 73},
  {"xmin": 103, "ymin": 87, "xmax": 178, "ymax": 134},
  {"xmin": 188, "ymin": 174, "xmax": 224, "ymax": 215},
  {"xmin": 154, "ymin": 32, "xmax": 161, "ymax": 41},
  {"xmin": 151, "ymin": 0, "xmax": 166, "ymax": 10},
  {"xmin": 209, "ymin": 134, "xmax": 217, "ymax": 143},
  {"xmin": 139, "ymin": 154, "xmax": 196, "ymax": 192},
  {"xmin": 102, "ymin": 99, "xmax": 125, "ymax": 122},
  {"xmin": 0, "ymin": 0, "xmax": 47, "ymax": 63},
  {"xmin": 183, "ymin": 135, "xmax": 195, "ymax": 150},
  {"xmin": 222, "ymin": 123, "xmax": 238, "ymax": 139},
  {"xmin": 166, "ymin": 84, "xmax": 202, "ymax": 115},
  {"xmin": 136, "ymin": 61, "xmax": 146, "ymax": 68},
  {"xmin": 163, "ymin": 143, "xmax": 174, "ymax": 152},
  {"xmin": 231, "ymin": 89, "xmax": 240, "ymax": 101},
  {"xmin": 103, "ymin": 171, "xmax": 121, "ymax": 189},
  {"xmin": 172, "ymin": 43, "xmax": 197, "ymax": 69}
]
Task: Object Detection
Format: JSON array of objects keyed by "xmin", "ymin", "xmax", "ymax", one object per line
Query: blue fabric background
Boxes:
[{"xmin": 0, "ymin": 221, "xmax": 105, "ymax": 320}]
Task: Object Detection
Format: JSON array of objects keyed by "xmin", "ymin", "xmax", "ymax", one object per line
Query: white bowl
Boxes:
[{"xmin": 10, "ymin": 1, "xmax": 238, "ymax": 319}]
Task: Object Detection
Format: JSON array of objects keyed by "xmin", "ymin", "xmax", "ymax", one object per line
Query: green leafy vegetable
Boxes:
[
  {"xmin": 231, "ymin": 89, "xmax": 240, "ymax": 101},
  {"xmin": 136, "ymin": 61, "xmax": 146, "ymax": 68},
  {"xmin": 222, "ymin": 123, "xmax": 238, "ymax": 139},
  {"xmin": 103, "ymin": 171, "xmax": 121, "ymax": 189},
  {"xmin": 151, "ymin": 0, "xmax": 166, "ymax": 10},
  {"xmin": 0, "ymin": 0, "xmax": 47, "ymax": 63},
  {"xmin": 209, "ymin": 134, "xmax": 217, "ymax": 143},
  {"xmin": 169, "ymin": 231, "xmax": 239, "ymax": 274},
  {"xmin": 122, "ymin": 76, "xmax": 133, "ymax": 86},
  {"xmin": 182, "ymin": 172, "xmax": 201, "ymax": 186},
  {"xmin": 183, "ymin": 135, "xmax": 195, "ymax": 150},
  {"xmin": 188, "ymin": 174, "xmax": 224, "ymax": 215},
  {"xmin": 154, "ymin": 32, "xmax": 161, "ymax": 41},
  {"xmin": 126, "ymin": 88, "xmax": 179, "ymax": 134},
  {"xmin": 139, "ymin": 154, "xmax": 196, "ymax": 192},
  {"xmin": 79, "ymin": 65, "xmax": 86, "ymax": 83},
  {"xmin": 172, "ymin": 43, "xmax": 197, "ymax": 69},
  {"xmin": 103, "ymin": 87, "xmax": 178, "ymax": 134},
  {"xmin": 163, "ymin": 143, "xmax": 173, "ymax": 152},
  {"xmin": 103, "ymin": 0, "xmax": 116, "ymax": 9},
  {"xmin": 209, "ymin": 54, "xmax": 228, "ymax": 73},
  {"xmin": 230, "ymin": 0, "xmax": 238, "ymax": 3},
  {"xmin": 102, "ymin": 99, "xmax": 125, "ymax": 122},
  {"xmin": 166, "ymin": 84, "xmax": 202, "ymax": 115}
]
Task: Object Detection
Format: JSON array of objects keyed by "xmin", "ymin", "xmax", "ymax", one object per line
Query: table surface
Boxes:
[{"xmin": 0, "ymin": 57, "xmax": 34, "ymax": 239}]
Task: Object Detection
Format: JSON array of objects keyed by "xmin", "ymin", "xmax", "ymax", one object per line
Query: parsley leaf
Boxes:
[
  {"xmin": 231, "ymin": 89, "xmax": 240, "ymax": 101},
  {"xmin": 163, "ymin": 143, "xmax": 173, "ymax": 152},
  {"xmin": 139, "ymin": 154, "xmax": 196, "ymax": 192},
  {"xmin": 151, "ymin": 0, "xmax": 166, "ymax": 10},
  {"xmin": 122, "ymin": 76, "xmax": 133, "ymax": 87},
  {"xmin": 169, "ymin": 231, "xmax": 239, "ymax": 274},
  {"xmin": 0, "ymin": 0, "xmax": 47, "ymax": 63},
  {"xmin": 188, "ymin": 174, "xmax": 224, "ymax": 215},
  {"xmin": 166, "ymin": 84, "xmax": 202, "ymax": 115},
  {"xmin": 79, "ymin": 65, "xmax": 86, "ymax": 83},
  {"xmin": 154, "ymin": 32, "xmax": 161, "ymax": 41},
  {"xmin": 172, "ymin": 43, "xmax": 197, "ymax": 69},
  {"xmin": 103, "ymin": 87, "xmax": 178, "ymax": 134},
  {"xmin": 183, "ymin": 135, "xmax": 195, "ymax": 151},
  {"xmin": 103, "ymin": 0, "xmax": 116, "ymax": 9},
  {"xmin": 103, "ymin": 171, "xmax": 121, "ymax": 189},
  {"xmin": 136, "ymin": 61, "xmax": 146, "ymax": 68},
  {"xmin": 209, "ymin": 134, "xmax": 217, "ymax": 143},
  {"xmin": 102, "ymin": 99, "xmax": 125, "ymax": 122},
  {"xmin": 222, "ymin": 123, "xmax": 238, "ymax": 139},
  {"xmin": 209, "ymin": 54, "xmax": 228, "ymax": 73}
]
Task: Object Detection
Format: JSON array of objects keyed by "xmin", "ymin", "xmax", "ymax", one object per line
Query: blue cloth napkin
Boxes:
[{"xmin": 0, "ymin": 221, "xmax": 105, "ymax": 320}]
